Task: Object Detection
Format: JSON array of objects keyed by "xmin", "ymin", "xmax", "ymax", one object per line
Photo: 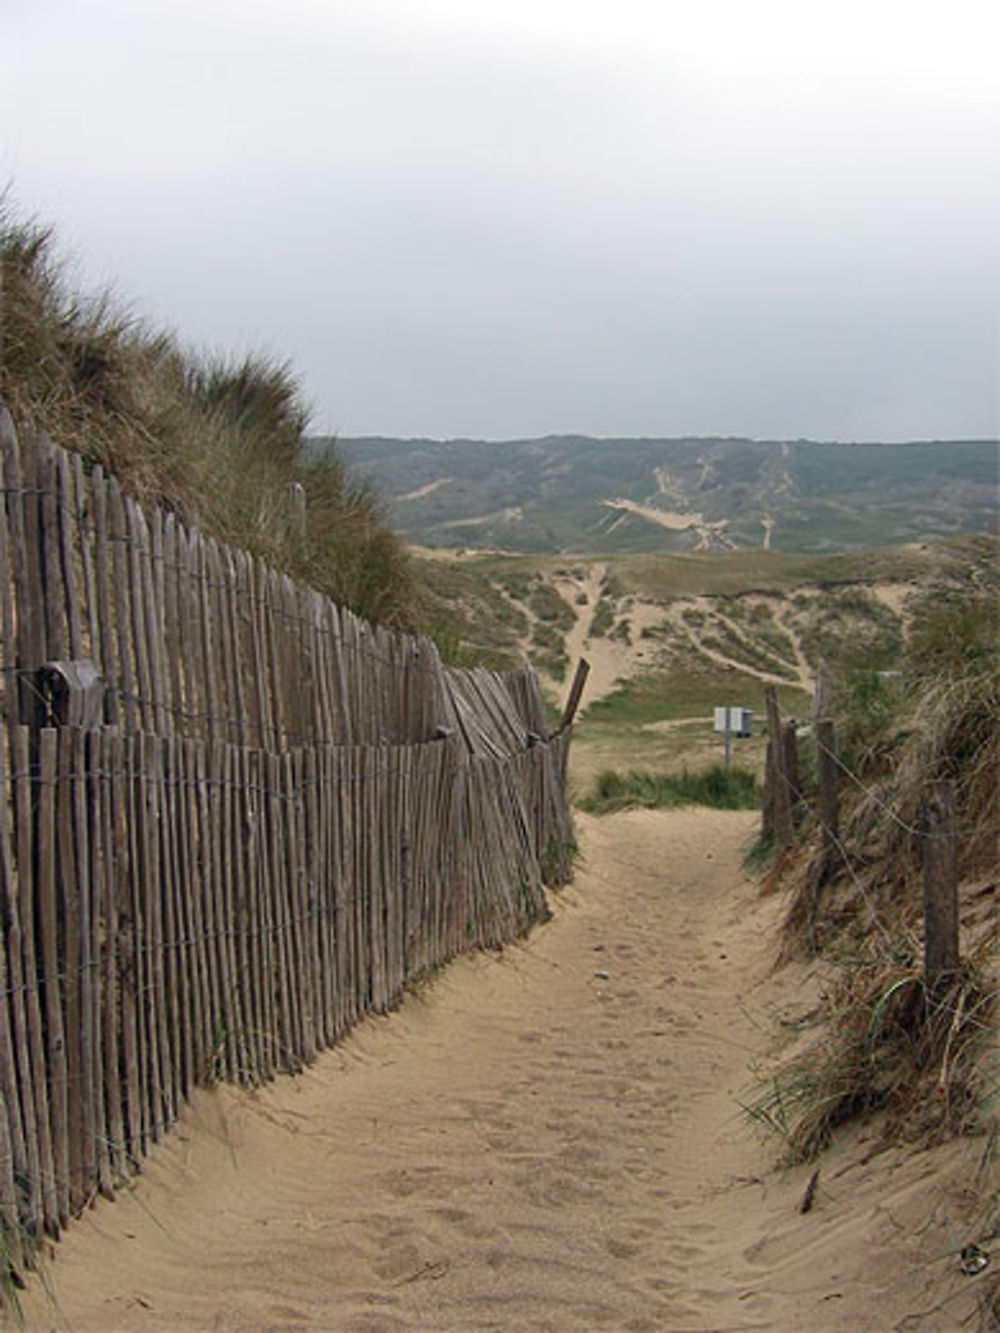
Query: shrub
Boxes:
[{"xmin": 588, "ymin": 599, "xmax": 615, "ymax": 637}]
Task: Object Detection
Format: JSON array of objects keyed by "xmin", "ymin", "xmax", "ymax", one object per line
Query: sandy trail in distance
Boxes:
[{"xmin": 21, "ymin": 808, "xmax": 981, "ymax": 1332}]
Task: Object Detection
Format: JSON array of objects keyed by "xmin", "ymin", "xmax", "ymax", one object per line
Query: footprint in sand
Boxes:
[
  {"xmin": 605, "ymin": 1235, "xmax": 643, "ymax": 1259},
  {"xmin": 377, "ymin": 1165, "xmax": 453, "ymax": 1199}
]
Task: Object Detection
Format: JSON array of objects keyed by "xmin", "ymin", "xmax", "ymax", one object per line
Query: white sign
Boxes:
[{"xmin": 713, "ymin": 707, "xmax": 752, "ymax": 737}]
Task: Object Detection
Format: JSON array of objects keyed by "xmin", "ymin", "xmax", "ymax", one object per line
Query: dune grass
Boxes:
[
  {"xmin": 746, "ymin": 587, "xmax": 999, "ymax": 1175},
  {"xmin": 580, "ymin": 763, "xmax": 759, "ymax": 814},
  {"xmin": 0, "ymin": 196, "xmax": 415, "ymax": 627}
]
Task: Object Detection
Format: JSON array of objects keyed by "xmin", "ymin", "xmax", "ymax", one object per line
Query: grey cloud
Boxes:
[{"xmin": 1, "ymin": 1, "xmax": 997, "ymax": 441}]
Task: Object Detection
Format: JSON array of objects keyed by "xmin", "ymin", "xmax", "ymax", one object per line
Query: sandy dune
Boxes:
[{"xmin": 20, "ymin": 809, "xmax": 986, "ymax": 1332}]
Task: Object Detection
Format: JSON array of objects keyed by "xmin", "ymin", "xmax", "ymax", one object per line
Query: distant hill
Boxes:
[{"xmin": 317, "ymin": 435, "xmax": 999, "ymax": 553}]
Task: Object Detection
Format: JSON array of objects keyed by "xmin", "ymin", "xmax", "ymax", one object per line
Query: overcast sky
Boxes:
[{"xmin": 3, "ymin": 0, "xmax": 998, "ymax": 441}]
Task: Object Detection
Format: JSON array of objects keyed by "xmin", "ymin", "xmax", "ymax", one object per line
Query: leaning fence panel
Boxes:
[{"xmin": 0, "ymin": 407, "xmax": 577, "ymax": 1257}]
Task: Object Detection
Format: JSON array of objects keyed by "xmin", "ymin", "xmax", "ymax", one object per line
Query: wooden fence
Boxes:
[{"xmin": 0, "ymin": 407, "xmax": 577, "ymax": 1248}]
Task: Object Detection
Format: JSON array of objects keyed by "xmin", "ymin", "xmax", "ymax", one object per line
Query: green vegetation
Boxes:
[
  {"xmin": 528, "ymin": 582, "xmax": 575, "ymax": 629},
  {"xmin": 789, "ymin": 588, "xmax": 903, "ymax": 669},
  {"xmin": 416, "ymin": 558, "xmax": 527, "ymax": 668},
  {"xmin": 588, "ymin": 598, "xmax": 616, "ymax": 637},
  {"xmin": 582, "ymin": 663, "xmax": 807, "ymax": 730},
  {"xmin": 743, "ymin": 957, "xmax": 991, "ymax": 1163},
  {"xmin": 581, "ymin": 764, "xmax": 759, "ymax": 813},
  {"xmin": 719, "ymin": 598, "xmax": 799, "ymax": 665},
  {"xmin": 530, "ymin": 621, "xmax": 569, "ymax": 681},
  {"xmin": 701, "ymin": 627, "xmax": 799, "ymax": 681},
  {"xmin": 746, "ymin": 587, "xmax": 998, "ymax": 1168},
  {"xmin": 622, "ymin": 541, "xmax": 984, "ymax": 602},
  {"xmin": 905, "ymin": 592, "xmax": 999, "ymax": 680},
  {"xmin": 1, "ymin": 198, "xmax": 414, "ymax": 626},
  {"xmin": 406, "ymin": 537, "xmax": 996, "ymax": 675},
  {"xmin": 600, "ymin": 571, "xmax": 628, "ymax": 599},
  {"xmin": 335, "ymin": 433, "xmax": 998, "ymax": 556}
]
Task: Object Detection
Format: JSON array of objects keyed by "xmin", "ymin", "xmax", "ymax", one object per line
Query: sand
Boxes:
[{"xmin": 19, "ymin": 808, "xmax": 987, "ymax": 1332}]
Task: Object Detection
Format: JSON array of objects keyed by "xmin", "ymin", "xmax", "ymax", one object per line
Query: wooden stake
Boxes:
[
  {"xmin": 816, "ymin": 718, "xmax": 839, "ymax": 863},
  {"xmin": 764, "ymin": 686, "xmax": 794, "ymax": 849},
  {"xmin": 559, "ymin": 659, "xmax": 590, "ymax": 733}
]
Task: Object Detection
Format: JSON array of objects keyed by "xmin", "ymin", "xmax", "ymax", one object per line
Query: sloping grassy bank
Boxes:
[
  {"xmin": 747, "ymin": 591, "xmax": 998, "ymax": 1164},
  {"xmin": 1, "ymin": 198, "xmax": 414, "ymax": 627}
]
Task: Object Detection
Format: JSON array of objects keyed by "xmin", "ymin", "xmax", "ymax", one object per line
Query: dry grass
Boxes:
[
  {"xmin": 745, "ymin": 945, "xmax": 995, "ymax": 1163},
  {"xmin": 746, "ymin": 589, "xmax": 999, "ymax": 1181},
  {"xmin": 777, "ymin": 581, "xmax": 998, "ymax": 956},
  {"xmin": 0, "ymin": 196, "xmax": 415, "ymax": 627}
]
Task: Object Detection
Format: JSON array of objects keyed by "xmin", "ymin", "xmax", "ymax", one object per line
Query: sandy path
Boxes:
[
  {"xmin": 20, "ymin": 809, "xmax": 983, "ymax": 1332},
  {"xmin": 550, "ymin": 567, "xmax": 668, "ymax": 714}
]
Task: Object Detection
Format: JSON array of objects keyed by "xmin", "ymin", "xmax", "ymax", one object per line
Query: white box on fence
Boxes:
[{"xmin": 713, "ymin": 706, "xmax": 753, "ymax": 737}]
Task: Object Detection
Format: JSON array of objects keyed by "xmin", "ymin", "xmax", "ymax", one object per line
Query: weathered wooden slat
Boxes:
[
  {"xmin": 7, "ymin": 423, "xmax": 47, "ymax": 727},
  {"xmin": 0, "ymin": 726, "xmax": 40, "ymax": 1234},
  {"xmin": 110, "ymin": 729, "xmax": 141, "ymax": 1165},
  {"xmin": 332, "ymin": 746, "xmax": 353, "ymax": 1037},
  {"xmin": 11, "ymin": 726, "xmax": 58, "ymax": 1236},
  {"xmin": 108, "ymin": 480, "xmax": 137, "ymax": 734},
  {"xmin": 0, "ymin": 434, "xmax": 18, "ymax": 737},
  {"xmin": 70, "ymin": 453, "xmax": 98, "ymax": 665},
  {"xmin": 37, "ymin": 436, "xmax": 65, "ymax": 667},
  {"xmin": 90, "ymin": 468, "xmax": 118, "ymax": 727},
  {"xmin": 126, "ymin": 501, "xmax": 156, "ymax": 734},
  {"xmin": 176, "ymin": 740, "xmax": 204, "ymax": 1083},
  {"xmin": 252, "ymin": 748, "xmax": 277, "ymax": 1078},
  {"xmin": 96, "ymin": 729, "xmax": 124, "ymax": 1189},
  {"xmin": 221, "ymin": 548, "xmax": 248, "ymax": 749},
  {"xmin": 148, "ymin": 509, "xmax": 172, "ymax": 737},
  {"xmin": 159, "ymin": 736, "xmax": 186, "ymax": 1109},
  {"xmin": 36, "ymin": 729, "xmax": 69, "ymax": 1226},
  {"xmin": 0, "ymin": 1095, "xmax": 20, "ymax": 1268},
  {"xmin": 195, "ymin": 738, "xmax": 220, "ymax": 1078},
  {"xmin": 55, "ymin": 449, "xmax": 82, "ymax": 662},
  {"xmin": 302, "ymin": 745, "xmax": 326, "ymax": 1050},
  {"xmin": 54, "ymin": 727, "xmax": 85, "ymax": 1212},
  {"xmin": 175, "ymin": 525, "xmax": 199, "ymax": 741},
  {"xmin": 219, "ymin": 742, "xmax": 249, "ymax": 1082},
  {"xmin": 286, "ymin": 749, "xmax": 314, "ymax": 1063},
  {"xmin": 266, "ymin": 750, "xmax": 295, "ymax": 1070},
  {"xmin": 195, "ymin": 535, "xmax": 221, "ymax": 745},
  {"xmin": 85, "ymin": 730, "xmax": 112, "ymax": 1201},
  {"xmin": 205, "ymin": 739, "xmax": 236, "ymax": 1079},
  {"xmin": 140, "ymin": 733, "xmax": 170, "ymax": 1139},
  {"xmin": 234, "ymin": 744, "xmax": 262, "ymax": 1082}
]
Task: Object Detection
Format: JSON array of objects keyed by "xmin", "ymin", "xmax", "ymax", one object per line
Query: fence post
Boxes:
[
  {"xmin": 559, "ymin": 658, "xmax": 590, "ymax": 732},
  {"xmin": 816, "ymin": 717, "xmax": 839, "ymax": 862},
  {"xmin": 782, "ymin": 719, "xmax": 800, "ymax": 818},
  {"xmin": 812, "ymin": 655, "xmax": 830, "ymax": 723},
  {"xmin": 762, "ymin": 741, "xmax": 775, "ymax": 842},
  {"xmin": 923, "ymin": 779, "xmax": 959, "ymax": 995},
  {"xmin": 765, "ymin": 685, "xmax": 794, "ymax": 849}
]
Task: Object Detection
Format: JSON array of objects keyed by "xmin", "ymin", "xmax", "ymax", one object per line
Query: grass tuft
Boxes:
[
  {"xmin": 743, "ymin": 951, "xmax": 996, "ymax": 1163},
  {"xmin": 580, "ymin": 764, "xmax": 759, "ymax": 814}
]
